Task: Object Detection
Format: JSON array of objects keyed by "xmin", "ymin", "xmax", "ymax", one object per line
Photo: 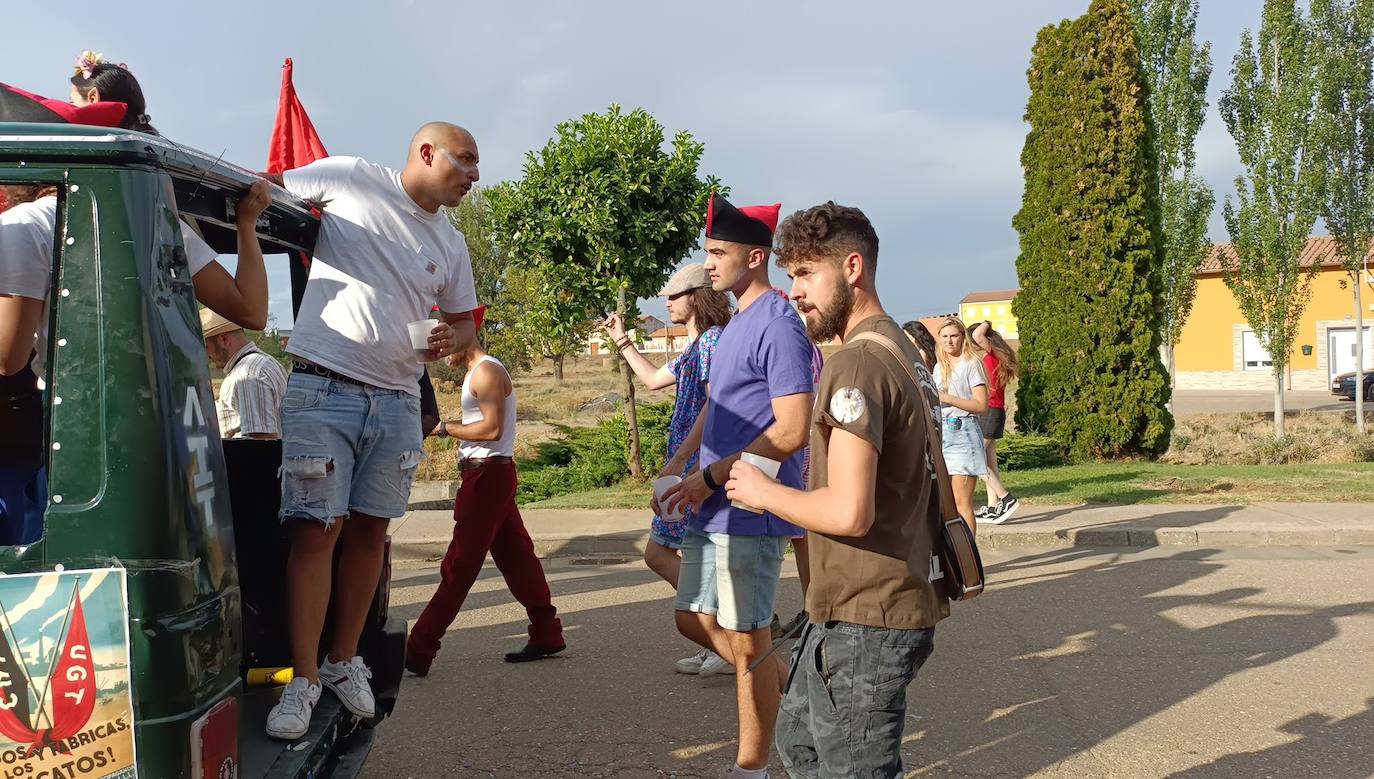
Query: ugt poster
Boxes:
[{"xmin": 0, "ymin": 568, "xmax": 136, "ymax": 779}]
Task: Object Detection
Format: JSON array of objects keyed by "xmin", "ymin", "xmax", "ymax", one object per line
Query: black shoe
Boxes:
[
  {"xmin": 405, "ymin": 655, "xmax": 431, "ymax": 677},
  {"xmin": 769, "ymin": 614, "xmax": 783, "ymax": 641},
  {"xmin": 989, "ymin": 495, "xmax": 1019, "ymax": 525},
  {"xmin": 780, "ymin": 610, "xmax": 808, "ymax": 636},
  {"xmin": 504, "ymin": 642, "xmax": 566, "ymax": 663}
]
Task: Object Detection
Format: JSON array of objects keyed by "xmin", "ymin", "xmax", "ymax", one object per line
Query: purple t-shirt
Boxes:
[{"xmin": 696, "ymin": 291, "xmax": 814, "ymax": 536}]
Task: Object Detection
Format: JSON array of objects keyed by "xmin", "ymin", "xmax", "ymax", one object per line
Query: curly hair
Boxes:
[{"xmin": 773, "ymin": 201, "xmax": 879, "ymax": 272}]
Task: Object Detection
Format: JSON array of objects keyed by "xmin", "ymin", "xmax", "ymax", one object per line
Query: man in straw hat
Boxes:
[{"xmin": 201, "ymin": 308, "xmax": 287, "ymax": 440}]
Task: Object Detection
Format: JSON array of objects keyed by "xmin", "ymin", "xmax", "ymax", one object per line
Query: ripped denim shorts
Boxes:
[{"xmin": 278, "ymin": 372, "xmax": 425, "ymax": 525}]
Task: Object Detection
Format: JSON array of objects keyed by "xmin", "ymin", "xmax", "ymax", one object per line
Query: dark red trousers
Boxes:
[{"xmin": 408, "ymin": 462, "xmax": 563, "ymax": 662}]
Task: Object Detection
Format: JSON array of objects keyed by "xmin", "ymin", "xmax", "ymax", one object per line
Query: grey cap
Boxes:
[{"xmin": 659, "ymin": 263, "xmax": 711, "ymax": 297}]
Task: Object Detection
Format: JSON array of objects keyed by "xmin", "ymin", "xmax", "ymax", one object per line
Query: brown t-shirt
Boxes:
[{"xmin": 805, "ymin": 315, "xmax": 951, "ymax": 630}]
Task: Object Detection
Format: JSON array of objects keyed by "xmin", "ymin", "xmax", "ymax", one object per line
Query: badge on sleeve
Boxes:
[{"xmin": 829, "ymin": 387, "xmax": 867, "ymax": 424}]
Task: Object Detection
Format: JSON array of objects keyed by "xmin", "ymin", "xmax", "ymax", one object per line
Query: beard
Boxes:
[{"xmin": 800, "ymin": 283, "xmax": 854, "ymax": 343}]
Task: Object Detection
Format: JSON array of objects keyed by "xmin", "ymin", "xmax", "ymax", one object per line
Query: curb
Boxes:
[{"xmin": 390, "ymin": 524, "xmax": 1374, "ymax": 563}]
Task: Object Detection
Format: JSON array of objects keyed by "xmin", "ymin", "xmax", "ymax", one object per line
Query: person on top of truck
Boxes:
[{"xmin": 258, "ymin": 122, "xmax": 480, "ymax": 741}]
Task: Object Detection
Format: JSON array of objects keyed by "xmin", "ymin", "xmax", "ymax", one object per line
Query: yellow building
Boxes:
[
  {"xmin": 959, "ymin": 290, "xmax": 1020, "ymax": 341},
  {"xmin": 1174, "ymin": 237, "xmax": 1374, "ymax": 392}
]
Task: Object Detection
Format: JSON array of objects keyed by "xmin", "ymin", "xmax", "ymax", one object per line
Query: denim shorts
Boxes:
[
  {"xmin": 941, "ymin": 416, "xmax": 989, "ymax": 476},
  {"xmin": 279, "ymin": 373, "xmax": 424, "ymax": 525},
  {"xmin": 674, "ymin": 527, "xmax": 787, "ymax": 632}
]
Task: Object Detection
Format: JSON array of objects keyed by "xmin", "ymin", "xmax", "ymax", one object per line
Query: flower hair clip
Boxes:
[
  {"xmin": 75, "ymin": 51, "xmax": 105, "ymax": 79},
  {"xmin": 73, "ymin": 50, "xmax": 128, "ymax": 79}
]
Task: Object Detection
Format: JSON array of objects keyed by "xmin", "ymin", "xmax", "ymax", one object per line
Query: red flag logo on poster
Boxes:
[{"xmin": 44, "ymin": 590, "xmax": 96, "ymax": 746}]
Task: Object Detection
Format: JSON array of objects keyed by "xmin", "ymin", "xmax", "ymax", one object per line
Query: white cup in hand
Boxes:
[
  {"xmin": 653, "ymin": 475, "xmax": 684, "ymax": 520},
  {"xmin": 731, "ymin": 453, "xmax": 782, "ymax": 514},
  {"xmin": 408, "ymin": 320, "xmax": 435, "ymax": 363}
]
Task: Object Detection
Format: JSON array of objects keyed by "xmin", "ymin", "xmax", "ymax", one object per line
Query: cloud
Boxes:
[{"xmin": 4, "ymin": 575, "xmax": 59, "ymax": 625}]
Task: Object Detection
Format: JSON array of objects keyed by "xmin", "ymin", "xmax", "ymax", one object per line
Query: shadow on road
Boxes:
[{"xmin": 371, "ymin": 546, "xmax": 1373, "ymax": 777}]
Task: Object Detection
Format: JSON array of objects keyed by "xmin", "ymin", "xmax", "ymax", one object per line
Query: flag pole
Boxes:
[{"xmin": 30, "ymin": 582, "xmax": 79, "ymax": 740}]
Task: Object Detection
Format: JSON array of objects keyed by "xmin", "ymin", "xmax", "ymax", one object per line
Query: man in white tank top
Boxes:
[{"xmin": 407, "ymin": 306, "xmax": 564, "ymax": 675}]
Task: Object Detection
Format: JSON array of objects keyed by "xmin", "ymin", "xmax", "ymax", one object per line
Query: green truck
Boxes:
[{"xmin": 0, "ymin": 122, "xmax": 406, "ymax": 778}]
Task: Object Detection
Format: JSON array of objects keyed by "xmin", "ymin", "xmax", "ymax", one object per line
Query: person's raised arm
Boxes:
[
  {"xmin": 442, "ymin": 361, "xmax": 507, "ymax": 442},
  {"xmin": 726, "ymin": 427, "xmax": 878, "ymax": 537},
  {"xmin": 600, "ymin": 314, "xmax": 675, "ymax": 390},
  {"xmin": 191, "ymin": 181, "xmax": 272, "ymax": 330}
]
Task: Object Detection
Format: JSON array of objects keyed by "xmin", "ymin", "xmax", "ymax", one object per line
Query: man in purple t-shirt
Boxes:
[{"xmin": 662, "ymin": 194, "xmax": 815, "ymax": 778}]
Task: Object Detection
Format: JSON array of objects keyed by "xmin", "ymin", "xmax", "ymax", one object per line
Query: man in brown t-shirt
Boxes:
[{"xmin": 725, "ymin": 201, "xmax": 949, "ymax": 778}]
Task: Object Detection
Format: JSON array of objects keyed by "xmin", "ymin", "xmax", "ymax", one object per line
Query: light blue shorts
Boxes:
[
  {"xmin": 674, "ymin": 527, "xmax": 787, "ymax": 632},
  {"xmin": 279, "ymin": 373, "xmax": 424, "ymax": 525},
  {"xmin": 942, "ymin": 416, "xmax": 989, "ymax": 476}
]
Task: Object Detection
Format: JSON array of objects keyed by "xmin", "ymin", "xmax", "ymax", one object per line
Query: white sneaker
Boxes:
[
  {"xmin": 319, "ymin": 655, "xmax": 375, "ymax": 719},
  {"xmin": 265, "ymin": 677, "xmax": 321, "ymax": 740},
  {"xmin": 698, "ymin": 651, "xmax": 733, "ymax": 677},
  {"xmin": 675, "ymin": 648, "xmax": 710, "ymax": 675}
]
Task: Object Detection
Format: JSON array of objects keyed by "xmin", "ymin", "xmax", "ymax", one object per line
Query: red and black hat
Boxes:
[
  {"xmin": 705, "ymin": 193, "xmax": 781, "ymax": 247},
  {"xmin": 0, "ymin": 83, "xmax": 127, "ymax": 127}
]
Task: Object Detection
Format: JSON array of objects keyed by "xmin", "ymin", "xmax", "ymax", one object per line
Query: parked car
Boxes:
[
  {"xmin": 1332, "ymin": 368, "xmax": 1374, "ymax": 394},
  {"xmin": 1338, "ymin": 371, "xmax": 1374, "ymax": 401}
]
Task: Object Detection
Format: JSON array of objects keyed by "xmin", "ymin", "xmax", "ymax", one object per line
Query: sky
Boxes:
[{"xmin": 8, "ymin": 0, "xmax": 1267, "ymax": 327}]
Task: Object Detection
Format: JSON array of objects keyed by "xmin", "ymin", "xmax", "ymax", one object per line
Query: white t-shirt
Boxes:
[
  {"xmin": 937, "ymin": 357, "xmax": 987, "ymax": 420},
  {"xmin": 0, "ymin": 197, "xmax": 218, "ymax": 380},
  {"xmin": 0, "ymin": 196, "xmax": 57, "ymax": 378},
  {"xmin": 281, "ymin": 156, "xmax": 478, "ymax": 395}
]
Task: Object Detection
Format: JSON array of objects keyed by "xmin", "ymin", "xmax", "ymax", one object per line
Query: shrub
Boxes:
[
  {"xmin": 516, "ymin": 400, "xmax": 673, "ymax": 503},
  {"xmin": 997, "ymin": 434, "xmax": 1067, "ymax": 470}
]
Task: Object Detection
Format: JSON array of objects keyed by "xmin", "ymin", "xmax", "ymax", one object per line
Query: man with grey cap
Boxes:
[
  {"xmin": 202, "ymin": 308, "xmax": 288, "ymax": 440},
  {"xmin": 600, "ymin": 262, "xmax": 733, "ymax": 675}
]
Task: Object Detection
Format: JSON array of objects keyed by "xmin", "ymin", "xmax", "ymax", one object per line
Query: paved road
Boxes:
[
  {"xmin": 1171, "ymin": 389, "xmax": 1356, "ymax": 414},
  {"xmin": 363, "ymin": 546, "xmax": 1374, "ymax": 778}
]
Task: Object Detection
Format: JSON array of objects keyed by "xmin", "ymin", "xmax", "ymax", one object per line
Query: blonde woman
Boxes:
[
  {"xmin": 935, "ymin": 317, "xmax": 989, "ymax": 532},
  {"xmin": 970, "ymin": 321, "xmax": 1020, "ymax": 524}
]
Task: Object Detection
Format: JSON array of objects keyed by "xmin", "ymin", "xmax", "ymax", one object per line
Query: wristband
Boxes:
[
  {"xmin": 616, "ymin": 337, "xmax": 632, "ymax": 351},
  {"xmin": 702, "ymin": 464, "xmax": 720, "ymax": 491}
]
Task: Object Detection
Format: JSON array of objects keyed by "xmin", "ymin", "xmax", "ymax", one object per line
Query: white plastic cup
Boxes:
[
  {"xmin": 731, "ymin": 453, "xmax": 782, "ymax": 513},
  {"xmin": 653, "ymin": 475, "xmax": 684, "ymax": 521},
  {"xmin": 408, "ymin": 320, "xmax": 435, "ymax": 362}
]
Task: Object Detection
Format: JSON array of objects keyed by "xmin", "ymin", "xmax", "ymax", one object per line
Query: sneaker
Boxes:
[
  {"xmin": 720, "ymin": 766, "xmax": 769, "ymax": 778},
  {"xmin": 265, "ymin": 677, "xmax": 321, "ymax": 740},
  {"xmin": 974, "ymin": 505, "xmax": 995, "ymax": 520},
  {"xmin": 769, "ymin": 613, "xmax": 783, "ymax": 641},
  {"xmin": 319, "ymin": 655, "xmax": 375, "ymax": 719},
  {"xmin": 698, "ymin": 651, "xmax": 733, "ymax": 677},
  {"xmin": 780, "ymin": 610, "xmax": 808, "ymax": 636},
  {"xmin": 675, "ymin": 648, "xmax": 710, "ymax": 675},
  {"xmin": 989, "ymin": 494, "xmax": 1020, "ymax": 525}
]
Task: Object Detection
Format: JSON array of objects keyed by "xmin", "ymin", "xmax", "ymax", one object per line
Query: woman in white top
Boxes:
[{"xmin": 935, "ymin": 316, "xmax": 990, "ymax": 532}]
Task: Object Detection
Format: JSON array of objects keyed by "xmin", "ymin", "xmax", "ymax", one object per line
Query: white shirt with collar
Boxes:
[{"xmin": 218, "ymin": 342, "xmax": 288, "ymax": 438}]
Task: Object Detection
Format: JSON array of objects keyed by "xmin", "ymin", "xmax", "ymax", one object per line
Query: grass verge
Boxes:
[{"xmin": 521, "ymin": 462, "xmax": 1374, "ymax": 509}]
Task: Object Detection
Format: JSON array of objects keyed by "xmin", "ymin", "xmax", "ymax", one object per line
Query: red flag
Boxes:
[
  {"xmin": 45, "ymin": 591, "xmax": 95, "ymax": 745},
  {"xmin": 265, "ymin": 58, "xmax": 328, "ymax": 174}
]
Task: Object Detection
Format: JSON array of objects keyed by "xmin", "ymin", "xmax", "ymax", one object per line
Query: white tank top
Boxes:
[{"xmin": 459, "ymin": 355, "xmax": 516, "ymax": 459}]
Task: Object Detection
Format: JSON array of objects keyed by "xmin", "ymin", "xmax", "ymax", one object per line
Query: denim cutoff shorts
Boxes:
[
  {"xmin": 674, "ymin": 527, "xmax": 787, "ymax": 632},
  {"xmin": 941, "ymin": 415, "xmax": 989, "ymax": 476},
  {"xmin": 279, "ymin": 373, "xmax": 424, "ymax": 525}
]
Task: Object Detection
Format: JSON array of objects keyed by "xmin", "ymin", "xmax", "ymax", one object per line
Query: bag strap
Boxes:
[{"xmin": 849, "ymin": 332, "xmax": 961, "ymax": 524}]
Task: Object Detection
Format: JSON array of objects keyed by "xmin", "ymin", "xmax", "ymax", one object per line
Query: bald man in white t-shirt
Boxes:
[{"xmin": 259, "ymin": 122, "xmax": 481, "ymax": 741}]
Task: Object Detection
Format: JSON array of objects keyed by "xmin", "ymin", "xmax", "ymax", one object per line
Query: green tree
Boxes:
[
  {"xmin": 1312, "ymin": 0, "xmax": 1374, "ymax": 432},
  {"xmin": 1219, "ymin": 0, "xmax": 1323, "ymax": 439},
  {"xmin": 490, "ymin": 105, "xmax": 718, "ymax": 477},
  {"xmin": 442, "ymin": 184, "xmax": 535, "ymax": 377},
  {"xmin": 505, "ymin": 265, "xmax": 593, "ymax": 382},
  {"xmin": 1013, "ymin": 0, "xmax": 1174, "ymax": 459},
  {"xmin": 1129, "ymin": 0, "xmax": 1216, "ymax": 396}
]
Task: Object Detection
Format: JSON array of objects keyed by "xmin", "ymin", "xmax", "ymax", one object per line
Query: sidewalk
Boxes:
[{"xmin": 387, "ymin": 501, "xmax": 1374, "ymax": 562}]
